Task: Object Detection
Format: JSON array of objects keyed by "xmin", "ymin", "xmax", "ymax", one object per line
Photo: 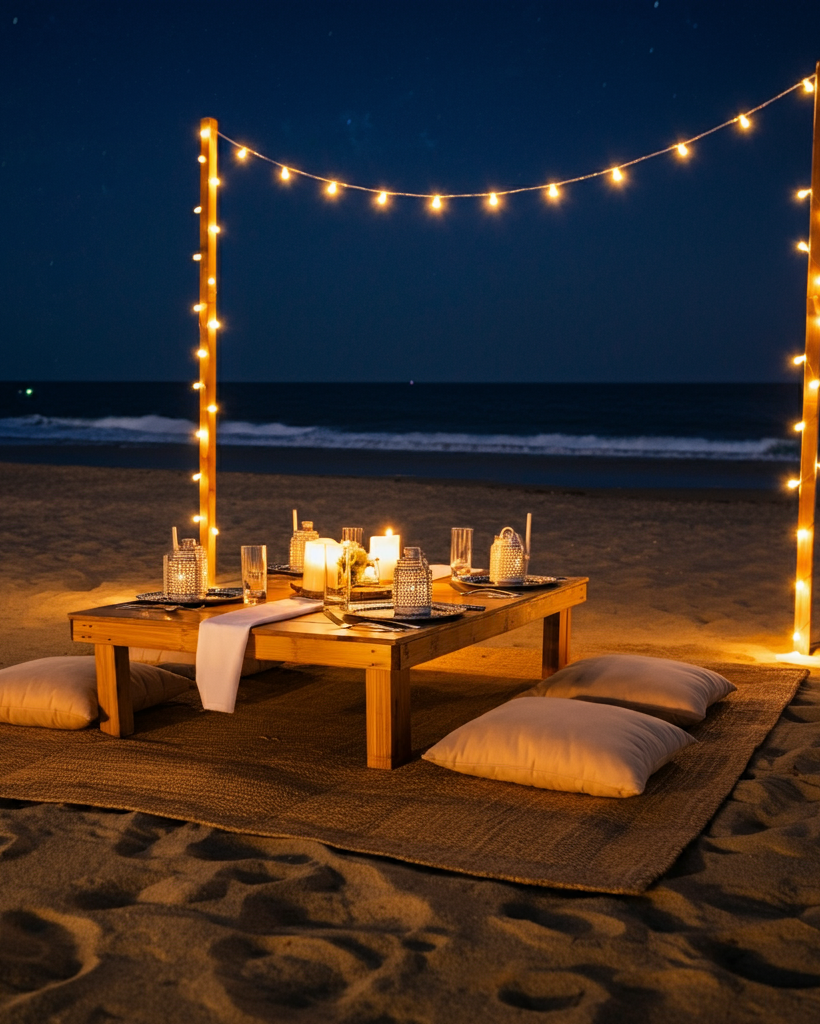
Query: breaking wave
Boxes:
[{"xmin": 0, "ymin": 414, "xmax": 797, "ymax": 461}]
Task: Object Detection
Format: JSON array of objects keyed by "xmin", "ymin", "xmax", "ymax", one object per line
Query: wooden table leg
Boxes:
[
  {"xmin": 365, "ymin": 667, "xmax": 411, "ymax": 769},
  {"xmin": 95, "ymin": 644, "xmax": 134, "ymax": 737},
  {"xmin": 542, "ymin": 608, "xmax": 571, "ymax": 679}
]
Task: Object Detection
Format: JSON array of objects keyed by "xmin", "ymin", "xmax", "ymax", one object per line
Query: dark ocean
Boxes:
[{"xmin": 0, "ymin": 381, "xmax": 804, "ymax": 490}]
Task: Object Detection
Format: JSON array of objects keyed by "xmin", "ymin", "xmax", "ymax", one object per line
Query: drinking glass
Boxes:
[
  {"xmin": 340, "ymin": 527, "xmax": 363, "ymax": 545},
  {"xmin": 323, "ymin": 540, "xmax": 351, "ymax": 611},
  {"xmin": 450, "ymin": 528, "xmax": 473, "ymax": 578},
  {"xmin": 241, "ymin": 545, "xmax": 267, "ymax": 605}
]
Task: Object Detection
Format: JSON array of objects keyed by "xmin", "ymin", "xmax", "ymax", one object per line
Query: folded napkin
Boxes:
[
  {"xmin": 430, "ymin": 564, "xmax": 452, "ymax": 580},
  {"xmin": 195, "ymin": 597, "xmax": 321, "ymax": 713}
]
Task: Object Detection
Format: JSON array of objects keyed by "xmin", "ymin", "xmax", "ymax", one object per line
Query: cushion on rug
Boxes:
[
  {"xmin": 422, "ymin": 696, "xmax": 697, "ymax": 797},
  {"xmin": 0, "ymin": 657, "xmax": 192, "ymax": 730},
  {"xmin": 513, "ymin": 654, "xmax": 736, "ymax": 726}
]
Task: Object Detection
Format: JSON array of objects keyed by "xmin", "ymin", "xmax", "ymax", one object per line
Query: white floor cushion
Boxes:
[
  {"xmin": 422, "ymin": 696, "xmax": 697, "ymax": 798},
  {"xmin": 0, "ymin": 656, "xmax": 191, "ymax": 730},
  {"xmin": 514, "ymin": 654, "xmax": 736, "ymax": 726}
]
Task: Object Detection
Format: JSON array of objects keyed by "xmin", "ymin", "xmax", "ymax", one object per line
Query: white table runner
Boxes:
[{"xmin": 195, "ymin": 597, "xmax": 322, "ymax": 713}]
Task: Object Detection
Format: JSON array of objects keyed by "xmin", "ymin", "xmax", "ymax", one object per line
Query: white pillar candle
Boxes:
[
  {"xmin": 368, "ymin": 530, "xmax": 401, "ymax": 583},
  {"xmin": 303, "ymin": 538, "xmax": 340, "ymax": 595}
]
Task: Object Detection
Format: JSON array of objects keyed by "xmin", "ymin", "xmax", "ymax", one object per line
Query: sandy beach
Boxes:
[{"xmin": 1, "ymin": 460, "xmax": 819, "ymax": 1021}]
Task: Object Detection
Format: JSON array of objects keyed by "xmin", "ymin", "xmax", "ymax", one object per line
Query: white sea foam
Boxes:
[{"xmin": 0, "ymin": 414, "xmax": 796, "ymax": 461}]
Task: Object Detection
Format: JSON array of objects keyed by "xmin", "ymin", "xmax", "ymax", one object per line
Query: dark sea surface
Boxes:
[{"xmin": 0, "ymin": 381, "xmax": 804, "ymax": 490}]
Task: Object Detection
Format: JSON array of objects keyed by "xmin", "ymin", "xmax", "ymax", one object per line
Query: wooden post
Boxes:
[
  {"xmin": 198, "ymin": 118, "xmax": 219, "ymax": 577},
  {"xmin": 794, "ymin": 66, "xmax": 820, "ymax": 655}
]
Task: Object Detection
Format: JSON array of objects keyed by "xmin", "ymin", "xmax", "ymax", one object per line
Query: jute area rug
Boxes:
[{"xmin": 0, "ymin": 656, "xmax": 806, "ymax": 895}]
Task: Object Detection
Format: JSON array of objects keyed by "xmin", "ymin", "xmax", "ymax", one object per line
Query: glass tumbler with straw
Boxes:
[
  {"xmin": 241, "ymin": 545, "xmax": 267, "ymax": 605},
  {"xmin": 450, "ymin": 528, "xmax": 474, "ymax": 579}
]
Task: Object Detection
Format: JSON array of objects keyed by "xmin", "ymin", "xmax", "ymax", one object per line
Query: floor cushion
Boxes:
[
  {"xmin": 422, "ymin": 696, "xmax": 696, "ymax": 798},
  {"xmin": 0, "ymin": 656, "xmax": 191, "ymax": 730},
  {"xmin": 514, "ymin": 654, "xmax": 735, "ymax": 726}
]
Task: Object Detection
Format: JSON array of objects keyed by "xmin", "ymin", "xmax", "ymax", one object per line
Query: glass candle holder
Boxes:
[
  {"xmin": 289, "ymin": 520, "xmax": 319, "ymax": 572},
  {"xmin": 392, "ymin": 547, "xmax": 433, "ymax": 617},
  {"xmin": 163, "ymin": 537, "xmax": 208, "ymax": 601},
  {"xmin": 489, "ymin": 527, "xmax": 527, "ymax": 585}
]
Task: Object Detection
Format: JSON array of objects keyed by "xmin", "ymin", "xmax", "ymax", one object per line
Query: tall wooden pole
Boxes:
[
  {"xmin": 793, "ymin": 65, "xmax": 820, "ymax": 654},
  {"xmin": 198, "ymin": 117, "xmax": 218, "ymax": 577}
]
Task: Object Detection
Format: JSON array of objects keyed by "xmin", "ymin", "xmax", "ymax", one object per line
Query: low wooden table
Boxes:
[{"xmin": 69, "ymin": 575, "xmax": 587, "ymax": 769}]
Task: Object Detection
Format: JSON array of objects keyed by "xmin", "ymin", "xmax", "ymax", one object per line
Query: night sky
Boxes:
[{"xmin": 2, "ymin": 1, "xmax": 819, "ymax": 383}]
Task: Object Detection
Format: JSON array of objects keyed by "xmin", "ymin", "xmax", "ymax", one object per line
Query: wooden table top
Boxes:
[{"xmin": 69, "ymin": 575, "xmax": 588, "ymax": 645}]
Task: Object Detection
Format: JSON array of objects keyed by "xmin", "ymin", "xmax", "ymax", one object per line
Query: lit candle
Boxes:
[
  {"xmin": 302, "ymin": 538, "xmax": 344, "ymax": 596},
  {"xmin": 369, "ymin": 529, "xmax": 401, "ymax": 582}
]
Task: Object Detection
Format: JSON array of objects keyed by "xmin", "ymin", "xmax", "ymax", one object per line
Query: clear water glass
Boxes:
[
  {"xmin": 450, "ymin": 527, "xmax": 473, "ymax": 578},
  {"xmin": 241, "ymin": 545, "xmax": 267, "ymax": 605}
]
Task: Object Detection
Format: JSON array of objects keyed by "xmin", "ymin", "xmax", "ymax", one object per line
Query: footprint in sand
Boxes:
[
  {"xmin": 497, "ymin": 970, "xmax": 598, "ymax": 1013},
  {"xmin": 0, "ymin": 909, "xmax": 97, "ymax": 1008}
]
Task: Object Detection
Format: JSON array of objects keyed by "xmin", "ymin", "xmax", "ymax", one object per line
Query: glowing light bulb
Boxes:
[
  {"xmin": 196, "ymin": 428, "xmax": 207, "ymax": 439},
  {"xmin": 209, "ymin": 177, "xmax": 220, "ymax": 186},
  {"xmin": 611, "ymin": 167, "xmax": 623, "ymax": 182},
  {"xmin": 207, "ymin": 319, "xmax": 220, "ymax": 330},
  {"xmin": 327, "ymin": 181, "xmax": 337, "ymax": 195},
  {"xmin": 798, "ymin": 241, "xmax": 810, "ymax": 253},
  {"xmin": 198, "ymin": 155, "xmax": 206, "ymax": 164},
  {"xmin": 192, "ymin": 473, "xmax": 201, "ymax": 481},
  {"xmin": 193, "ymin": 253, "xmax": 202, "ymax": 261},
  {"xmin": 793, "ymin": 630, "xmax": 802, "ymax": 642},
  {"xmin": 193, "ymin": 206, "xmax": 202, "ymax": 214},
  {"xmin": 196, "ymin": 348, "xmax": 208, "ymax": 358},
  {"xmin": 200, "ymin": 127, "xmax": 211, "ymax": 139},
  {"xmin": 193, "ymin": 304, "xmax": 204, "ymax": 312},
  {"xmin": 804, "ymin": 78, "xmax": 815, "ymax": 92},
  {"xmin": 207, "ymin": 403, "xmax": 217, "ymax": 413},
  {"xmin": 547, "ymin": 184, "xmax": 559, "ymax": 199},
  {"xmin": 798, "ymin": 528, "xmax": 811, "ymax": 540},
  {"xmin": 676, "ymin": 143, "xmax": 689, "ymax": 157},
  {"xmin": 377, "ymin": 191, "xmax": 388, "ymax": 205},
  {"xmin": 208, "ymin": 277, "xmax": 215, "ymax": 285},
  {"xmin": 237, "ymin": 148, "xmax": 248, "ymax": 159},
  {"xmin": 797, "ymin": 579, "xmax": 806, "ymax": 591},
  {"xmin": 431, "ymin": 195, "xmax": 442, "ymax": 210},
  {"xmin": 488, "ymin": 192, "xmax": 499, "ymax": 207},
  {"xmin": 208, "ymin": 224, "xmax": 220, "ymax": 234},
  {"xmin": 795, "ymin": 421, "xmax": 806, "ymax": 432},
  {"xmin": 739, "ymin": 114, "xmax": 751, "ymax": 130},
  {"xmin": 193, "ymin": 515, "xmax": 204, "ymax": 523},
  {"xmin": 192, "ymin": 382, "xmax": 204, "ymax": 390},
  {"xmin": 210, "ymin": 526, "xmax": 219, "ymax": 536},
  {"xmin": 797, "ymin": 189, "xmax": 812, "ymax": 199},
  {"xmin": 794, "ymin": 354, "xmax": 807, "ymax": 364},
  {"xmin": 788, "ymin": 479, "xmax": 801, "ymax": 489},
  {"xmin": 810, "ymin": 380, "xmax": 820, "ymax": 391},
  {"xmin": 281, "ymin": 166, "xmax": 290, "ymax": 180}
]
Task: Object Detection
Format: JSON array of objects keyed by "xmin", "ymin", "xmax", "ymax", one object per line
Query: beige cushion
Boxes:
[
  {"xmin": 422, "ymin": 697, "xmax": 696, "ymax": 798},
  {"xmin": 514, "ymin": 654, "xmax": 736, "ymax": 727},
  {"xmin": 0, "ymin": 657, "xmax": 191, "ymax": 730}
]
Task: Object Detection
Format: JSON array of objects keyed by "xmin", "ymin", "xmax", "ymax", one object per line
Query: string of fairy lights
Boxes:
[
  {"xmin": 188, "ymin": 75, "xmax": 819, "ymax": 655},
  {"xmin": 213, "ymin": 76, "xmax": 816, "ymax": 208}
]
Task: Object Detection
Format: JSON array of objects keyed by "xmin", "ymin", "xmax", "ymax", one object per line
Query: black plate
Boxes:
[
  {"xmin": 452, "ymin": 574, "xmax": 565, "ymax": 589},
  {"xmin": 269, "ymin": 564, "xmax": 303, "ymax": 577},
  {"xmin": 344, "ymin": 601, "xmax": 467, "ymax": 624},
  {"xmin": 134, "ymin": 588, "xmax": 244, "ymax": 607}
]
